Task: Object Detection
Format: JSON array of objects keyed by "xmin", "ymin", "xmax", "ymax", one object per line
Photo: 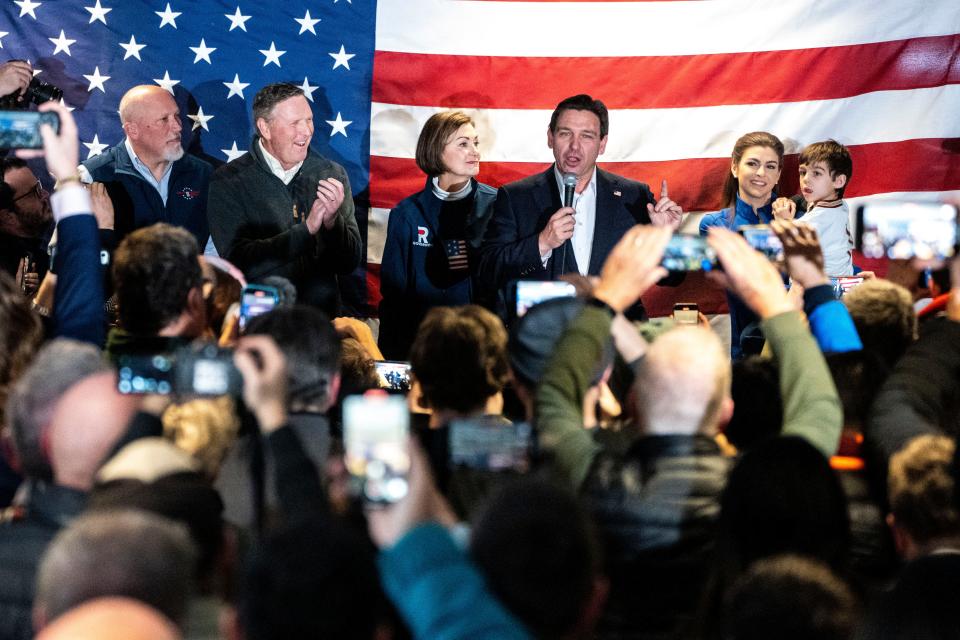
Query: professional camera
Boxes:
[
  {"xmin": 0, "ymin": 61, "xmax": 63, "ymax": 109},
  {"xmin": 117, "ymin": 342, "xmax": 243, "ymax": 397}
]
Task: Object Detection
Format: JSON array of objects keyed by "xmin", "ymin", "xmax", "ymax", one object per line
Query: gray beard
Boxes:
[{"xmin": 164, "ymin": 145, "xmax": 185, "ymax": 163}]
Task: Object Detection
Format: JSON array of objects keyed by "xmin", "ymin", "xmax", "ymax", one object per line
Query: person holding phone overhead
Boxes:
[
  {"xmin": 477, "ymin": 94, "xmax": 684, "ymax": 320},
  {"xmin": 378, "ymin": 111, "xmax": 497, "ymax": 360},
  {"xmin": 699, "ymin": 131, "xmax": 786, "ymax": 358}
]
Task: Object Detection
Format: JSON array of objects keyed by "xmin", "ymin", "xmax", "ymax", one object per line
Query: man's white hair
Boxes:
[{"xmin": 634, "ymin": 325, "xmax": 731, "ymax": 436}]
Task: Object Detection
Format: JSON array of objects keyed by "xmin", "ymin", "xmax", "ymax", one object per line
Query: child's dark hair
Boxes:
[{"xmin": 799, "ymin": 140, "xmax": 853, "ymax": 198}]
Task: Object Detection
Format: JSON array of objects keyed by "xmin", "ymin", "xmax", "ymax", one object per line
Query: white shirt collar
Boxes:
[
  {"xmin": 553, "ymin": 165, "xmax": 597, "ymax": 200},
  {"xmin": 431, "ymin": 177, "xmax": 473, "ymax": 202},
  {"xmin": 258, "ymin": 139, "xmax": 303, "ymax": 185}
]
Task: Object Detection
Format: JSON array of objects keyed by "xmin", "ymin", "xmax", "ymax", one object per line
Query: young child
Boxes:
[{"xmin": 773, "ymin": 140, "xmax": 854, "ymax": 275}]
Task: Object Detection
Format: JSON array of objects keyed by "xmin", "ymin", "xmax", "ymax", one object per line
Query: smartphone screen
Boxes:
[
  {"xmin": 449, "ymin": 418, "xmax": 532, "ymax": 473},
  {"xmin": 857, "ymin": 202, "xmax": 959, "ymax": 260},
  {"xmin": 739, "ymin": 224, "xmax": 784, "ymax": 261},
  {"xmin": 117, "ymin": 354, "xmax": 175, "ymax": 395},
  {"xmin": 673, "ymin": 302, "xmax": 699, "ymax": 325},
  {"xmin": 238, "ymin": 285, "xmax": 280, "ymax": 333},
  {"xmin": 661, "ymin": 234, "xmax": 718, "ymax": 272},
  {"xmin": 374, "ymin": 360, "xmax": 412, "ymax": 393},
  {"xmin": 343, "ymin": 394, "xmax": 410, "ymax": 504},
  {"xmin": 829, "ymin": 276, "xmax": 864, "ymax": 298},
  {"xmin": 515, "ymin": 280, "xmax": 577, "ymax": 318},
  {"xmin": 0, "ymin": 111, "xmax": 59, "ymax": 149}
]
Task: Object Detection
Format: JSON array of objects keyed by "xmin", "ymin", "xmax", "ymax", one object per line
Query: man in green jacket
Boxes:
[{"xmin": 535, "ymin": 224, "xmax": 843, "ymax": 638}]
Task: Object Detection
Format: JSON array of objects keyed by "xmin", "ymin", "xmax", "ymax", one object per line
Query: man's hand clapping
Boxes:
[{"xmin": 306, "ymin": 177, "xmax": 345, "ymax": 234}]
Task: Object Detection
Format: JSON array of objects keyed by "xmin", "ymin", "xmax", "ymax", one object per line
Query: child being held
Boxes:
[{"xmin": 773, "ymin": 140, "xmax": 854, "ymax": 275}]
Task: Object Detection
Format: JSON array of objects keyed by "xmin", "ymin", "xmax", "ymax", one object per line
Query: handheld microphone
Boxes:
[
  {"xmin": 562, "ymin": 172, "xmax": 577, "ymax": 208},
  {"xmin": 560, "ymin": 172, "xmax": 577, "ymax": 273}
]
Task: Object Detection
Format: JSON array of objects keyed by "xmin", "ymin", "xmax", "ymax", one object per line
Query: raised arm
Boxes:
[
  {"xmin": 536, "ymin": 225, "xmax": 671, "ymax": 489},
  {"xmin": 707, "ymin": 227, "xmax": 842, "ymax": 457}
]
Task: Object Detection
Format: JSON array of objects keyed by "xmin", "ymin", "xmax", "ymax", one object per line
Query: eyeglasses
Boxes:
[{"xmin": 12, "ymin": 181, "xmax": 45, "ymax": 203}]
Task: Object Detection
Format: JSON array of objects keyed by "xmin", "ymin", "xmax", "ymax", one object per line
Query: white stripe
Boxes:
[
  {"xmin": 370, "ymin": 85, "xmax": 960, "ymax": 163},
  {"xmin": 375, "ymin": 0, "xmax": 960, "ymax": 57},
  {"xmin": 368, "ymin": 207, "xmax": 390, "ymax": 264}
]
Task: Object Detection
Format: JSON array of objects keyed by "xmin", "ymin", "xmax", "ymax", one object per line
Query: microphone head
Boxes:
[{"xmin": 562, "ymin": 172, "xmax": 578, "ymax": 187}]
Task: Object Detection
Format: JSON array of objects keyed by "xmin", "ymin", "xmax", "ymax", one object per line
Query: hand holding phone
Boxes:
[
  {"xmin": 673, "ymin": 302, "xmax": 699, "ymax": 325},
  {"xmin": 0, "ymin": 110, "xmax": 59, "ymax": 149},
  {"xmin": 344, "ymin": 393, "xmax": 411, "ymax": 505}
]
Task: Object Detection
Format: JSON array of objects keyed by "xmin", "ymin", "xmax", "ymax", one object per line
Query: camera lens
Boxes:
[{"xmin": 26, "ymin": 78, "xmax": 63, "ymax": 105}]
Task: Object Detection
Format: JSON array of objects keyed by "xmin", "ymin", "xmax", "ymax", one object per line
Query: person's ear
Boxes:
[
  {"xmin": 731, "ymin": 159, "xmax": 738, "ymax": 179},
  {"xmin": 832, "ymin": 173, "xmax": 848, "ymax": 190},
  {"xmin": 255, "ymin": 117, "xmax": 270, "ymax": 141}
]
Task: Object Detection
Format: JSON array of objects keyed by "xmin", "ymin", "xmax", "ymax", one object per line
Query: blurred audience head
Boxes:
[
  {"xmin": 725, "ymin": 356, "xmax": 781, "ymax": 451},
  {"xmin": 856, "ymin": 553, "xmax": 960, "ymax": 640},
  {"xmin": 246, "ymin": 305, "xmax": 341, "ymax": 412},
  {"xmin": 410, "ymin": 304, "xmax": 509, "ymax": 416},
  {"xmin": 723, "ymin": 554, "xmax": 857, "ymax": 640},
  {"xmin": 34, "ymin": 510, "xmax": 197, "ymax": 630},
  {"xmin": 47, "ymin": 370, "xmax": 139, "ymax": 492},
  {"xmin": 113, "ymin": 223, "xmax": 204, "ymax": 337},
  {"xmin": 718, "ymin": 436, "xmax": 849, "ymax": 576},
  {"xmin": 842, "ymin": 279, "xmax": 917, "ymax": 367},
  {"xmin": 887, "ymin": 435, "xmax": 960, "ymax": 560},
  {"xmin": 6, "ymin": 339, "xmax": 112, "ymax": 482},
  {"xmin": 470, "ymin": 478, "xmax": 606, "ymax": 640},
  {"xmin": 198, "ymin": 256, "xmax": 242, "ymax": 338},
  {"xmin": 233, "ymin": 517, "xmax": 388, "ymax": 640},
  {"xmin": 634, "ymin": 326, "xmax": 732, "ymax": 437},
  {"xmin": 90, "ymin": 438, "xmax": 226, "ymax": 584},
  {"xmin": 35, "ymin": 597, "xmax": 181, "ymax": 640},
  {"xmin": 0, "ymin": 270, "xmax": 42, "ymax": 423}
]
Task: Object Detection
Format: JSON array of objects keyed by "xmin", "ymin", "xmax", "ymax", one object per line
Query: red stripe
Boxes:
[
  {"xmin": 370, "ymin": 137, "xmax": 960, "ymax": 211},
  {"xmin": 373, "ymin": 34, "xmax": 960, "ymax": 110}
]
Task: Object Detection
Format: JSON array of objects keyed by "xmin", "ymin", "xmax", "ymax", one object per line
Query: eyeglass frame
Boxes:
[{"xmin": 11, "ymin": 180, "xmax": 45, "ymax": 203}]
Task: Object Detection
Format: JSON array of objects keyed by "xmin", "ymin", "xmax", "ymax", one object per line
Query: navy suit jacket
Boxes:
[{"xmin": 478, "ymin": 166, "xmax": 656, "ymax": 287}]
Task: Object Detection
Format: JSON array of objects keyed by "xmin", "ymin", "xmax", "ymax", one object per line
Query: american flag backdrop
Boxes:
[{"xmin": 3, "ymin": 0, "xmax": 960, "ymax": 315}]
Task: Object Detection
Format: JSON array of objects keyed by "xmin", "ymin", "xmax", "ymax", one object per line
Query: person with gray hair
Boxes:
[
  {"xmin": 0, "ymin": 339, "xmax": 139, "ymax": 640},
  {"xmin": 79, "ymin": 84, "xmax": 213, "ymax": 250},
  {"xmin": 33, "ymin": 510, "xmax": 197, "ymax": 632}
]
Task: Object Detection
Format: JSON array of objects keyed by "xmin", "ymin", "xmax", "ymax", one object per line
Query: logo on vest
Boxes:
[
  {"xmin": 413, "ymin": 226, "xmax": 432, "ymax": 247},
  {"xmin": 177, "ymin": 186, "xmax": 200, "ymax": 200}
]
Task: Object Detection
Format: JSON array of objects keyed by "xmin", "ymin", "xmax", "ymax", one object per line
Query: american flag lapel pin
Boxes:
[{"xmin": 613, "ymin": 190, "xmax": 622, "ymax": 197}]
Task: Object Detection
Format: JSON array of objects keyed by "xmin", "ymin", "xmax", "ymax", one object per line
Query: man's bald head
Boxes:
[
  {"xmin": 48, "ymin": 371, "xmax": 139, "ymax": 491},
  {"xmin": 35, "ymin": 597, "xmax": 180, "ymax": 640},
  {"xmin": 118, "ymin": 85, "xmax": 184, "ymax": 166},
  {"xmin": 119, "ymin": 85, "xmax": 173, "ymax": 125},
  {"xmin": 634, "ymin": 326, "xmax": 732, "ymax": 437}
]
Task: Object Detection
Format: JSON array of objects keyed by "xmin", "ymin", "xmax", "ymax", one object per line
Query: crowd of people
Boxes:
[{"xmin": 1, "ymin": 57, "xmax": 960, "ymax": 640}]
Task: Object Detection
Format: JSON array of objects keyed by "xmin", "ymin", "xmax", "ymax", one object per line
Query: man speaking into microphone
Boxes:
[{"xmin": 477, "ymin": 94, "xmax": 683, "ymax": 317}]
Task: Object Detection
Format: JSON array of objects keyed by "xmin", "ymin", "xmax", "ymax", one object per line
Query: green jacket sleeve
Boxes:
[
  {"xmin": 762, "ymin": 311, "xmax": 843, "ymax": 458},
  {"xmin": 535, "ymin": 305, "xmax": 609, "ymax": 490}
]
